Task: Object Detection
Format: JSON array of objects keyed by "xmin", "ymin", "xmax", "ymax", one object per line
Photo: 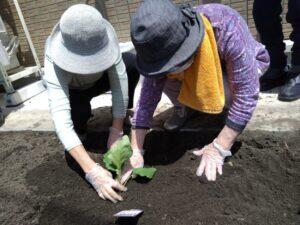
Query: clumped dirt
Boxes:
[{"xmin": 0, "ymin": 130, "xmax": 299, "ymax": 225}]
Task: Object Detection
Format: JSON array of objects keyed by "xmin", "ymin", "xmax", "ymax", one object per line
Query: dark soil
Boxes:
[{"xmin": 0, "ymin": 130, "xmax": 299, "ymax": 225}]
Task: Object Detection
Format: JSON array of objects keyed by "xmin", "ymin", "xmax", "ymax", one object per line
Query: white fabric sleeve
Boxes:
[
  {"xmin": 107, "ymin": 55, "xmax": 129, "ymax": 119},
  {"xmin": 43, "ymin": 54, "xmax": 82, "ymax": 151}
]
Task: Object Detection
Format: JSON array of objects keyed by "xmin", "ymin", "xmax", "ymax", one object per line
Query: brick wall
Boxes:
[
  {"xmin": 0, "ymin": 0, "xmax": 293, "ymax": 66},
  {"xmin": 106, "ymin": 0, "xmax": 292, "ymax": 42},
  {"xmin": 105, "ymin": 0, "xmax": 202, "ymax": 42}
]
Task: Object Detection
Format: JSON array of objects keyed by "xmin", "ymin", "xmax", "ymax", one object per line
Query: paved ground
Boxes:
[
  {"xmin": 1, "ymin": 40, "xmax": 299, "ymax": 133},
  {"xmin": 1, "ymin": 81, "xmax": 299, "ymax": 132}
]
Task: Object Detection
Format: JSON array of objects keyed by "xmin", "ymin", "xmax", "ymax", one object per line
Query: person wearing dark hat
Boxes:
[
  {"xmin": 121, "ymin": 0, "xmax": 269, "ymax": 183},
  {"xmin": 253, "ymin": 0, "xmax": 300, "ymax": 100},
  {"xmin": 43, "ymin": 4, "xmax": 140, "ymax": 203}
]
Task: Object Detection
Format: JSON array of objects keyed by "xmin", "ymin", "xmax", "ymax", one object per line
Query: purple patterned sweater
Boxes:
[{"xmin": 132, "ymin": 4, "xmax": 270, "ymax": 131}]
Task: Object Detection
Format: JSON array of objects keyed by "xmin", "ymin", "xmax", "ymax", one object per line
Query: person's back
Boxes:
[
  {"xmin": 196, "ymin": 4, "xmax": 268, "ymax": 74},
  {"xmin": 44, "ymin": 37, "xmax": 112, "ymax": 91}
]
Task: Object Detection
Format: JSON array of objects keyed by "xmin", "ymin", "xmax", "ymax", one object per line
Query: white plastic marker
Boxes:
[{"xmin": 114, "ymin": 209, "xmax": 143, "ymax": 218}]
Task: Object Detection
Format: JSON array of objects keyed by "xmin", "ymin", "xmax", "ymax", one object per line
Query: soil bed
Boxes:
[{"xmin": 0, "ymin": 130, "xmax": 299, "ymax": 225}]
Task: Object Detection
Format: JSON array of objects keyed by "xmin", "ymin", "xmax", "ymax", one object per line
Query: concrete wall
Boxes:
[{"xmin": 0, "ymin": 0, "xmax": 293, "ymax": 66}]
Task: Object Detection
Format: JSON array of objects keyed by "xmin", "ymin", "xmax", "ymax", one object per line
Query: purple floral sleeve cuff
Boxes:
[{"xmin": 225, "ymin": 118, "xmax": 246, "ymax": 132}]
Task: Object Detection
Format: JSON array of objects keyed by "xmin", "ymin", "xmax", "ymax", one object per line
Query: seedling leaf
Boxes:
[
  {"xmin": 133, "ymin": 167, "xmax": 157, "ymax": 179},
  {"xmin": 103, "ymin": 135, "xmax": 132, "ymax": 181}
]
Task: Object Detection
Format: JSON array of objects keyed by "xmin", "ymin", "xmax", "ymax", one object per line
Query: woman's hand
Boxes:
[
  {"xmin": 193, "ymin": 125, "xmax": 239, "ymax": 181},
  {"xmin": 69, "ymin": 145, "xmax": 126, "ymax": 203},
  {"xmin": 121, "ymin": 149, "xmax": 144, "ymax": 184},
  {"xmin": 107, "ymin": 127, "xmax": 123, "ymax": 149},
  {"xmin": 193, "ymin": 142, "xmax": 228, "ymax": 181},
  {"xmin": 85, "ymin": 163, "xmax": 127, "ymax": 203},
  {"xmin": 120, "ymin": 129, "xmax": 147, "ymax": 184},
  {"xmin": 107, "ymin": 118, "xmax": 125, "ymax": 149}
]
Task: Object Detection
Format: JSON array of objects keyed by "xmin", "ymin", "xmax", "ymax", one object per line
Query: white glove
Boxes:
[
  {"xmin": 193, "ymin": 139, "xmax": 232, "ymax": 181},
  {"xmin": 85, "ymin": 163, "xmax": 127, "ymax": 203},
  {"xmin": 121, "ymin": 149, "xmax": 144, "ymax": 185},
  {"xmin": 107, "ymin": 127, "xmax": 123, "ymax": 149}
]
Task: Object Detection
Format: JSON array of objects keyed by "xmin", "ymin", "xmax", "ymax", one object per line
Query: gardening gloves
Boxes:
[
  {"xmin": 193, "ymin": 139, "xmax": 232, "ymax": 181},
  {"xmin": 107, "ymin": 127, "xmax": 123, "ymax": 149},
  {"xmin": 121, "ymin": 149, "xmax": 144, "ymax": 185},
  {"xmin": 85, "ymin": 163, "xmax": 127, "ymax": 203}
]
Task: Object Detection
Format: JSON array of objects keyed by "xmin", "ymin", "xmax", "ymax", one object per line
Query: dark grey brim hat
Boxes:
[
  {"xmin": 49, "ymin": 4, "xmax": 120, "ymax": 75},
  {"xmin": 131, "ymin": 1, "xmax": 204, "ymax": 78}
]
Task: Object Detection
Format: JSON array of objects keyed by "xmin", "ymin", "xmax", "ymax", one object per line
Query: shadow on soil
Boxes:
[
  {"xmin": 18, "ymin": 107, "xmax": 299, "ymax": 225},
  {"xmin": 65, "ymin": 111, "xmax": 240, "ymax": 184},
  {"xmin": 22, "ymin": 129, "xmax": 300, "ymax": 225}
]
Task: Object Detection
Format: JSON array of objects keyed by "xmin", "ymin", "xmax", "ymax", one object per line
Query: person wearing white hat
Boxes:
[{"xmin": 43, "ymin": 4, "xmax": 140, "ymax": 203}]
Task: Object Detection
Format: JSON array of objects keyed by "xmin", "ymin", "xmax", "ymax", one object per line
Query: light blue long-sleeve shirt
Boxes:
[{"xmin": 43, "ymin": 39, "xmax": 128, "ymax": 151}]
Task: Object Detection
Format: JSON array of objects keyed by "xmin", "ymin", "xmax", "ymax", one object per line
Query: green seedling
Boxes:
[
  {"xmin": 133, "ymin": 167, "xmax": 157, "ymax": 179},
  {"xmin": 103, "ymin": 135, "xmax": 132, "ymax": 181},
  {"xmin": 103, "ymin": 135, "xmax": 157, "ymax": 183}
]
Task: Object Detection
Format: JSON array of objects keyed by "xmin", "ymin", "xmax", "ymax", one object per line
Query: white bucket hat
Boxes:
[{"xmin": 49, "ymin": 4, "xmax": 120, "ymax": 75}]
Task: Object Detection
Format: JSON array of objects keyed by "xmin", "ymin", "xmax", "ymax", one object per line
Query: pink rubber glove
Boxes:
[
  {"xmin": 107, "ymin": 127, "xmax": 123, "ymax": 149},
  {"xmin": 85, "ymin": 163, "xmax": 127, "ymax": 203},
  {"xmin": 193, "ymin": 139, "xmax": 232, "ymax": 181},
  {"xmin": 121, "ymin": 149, "xmax": 144, "ymax": 185}
]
